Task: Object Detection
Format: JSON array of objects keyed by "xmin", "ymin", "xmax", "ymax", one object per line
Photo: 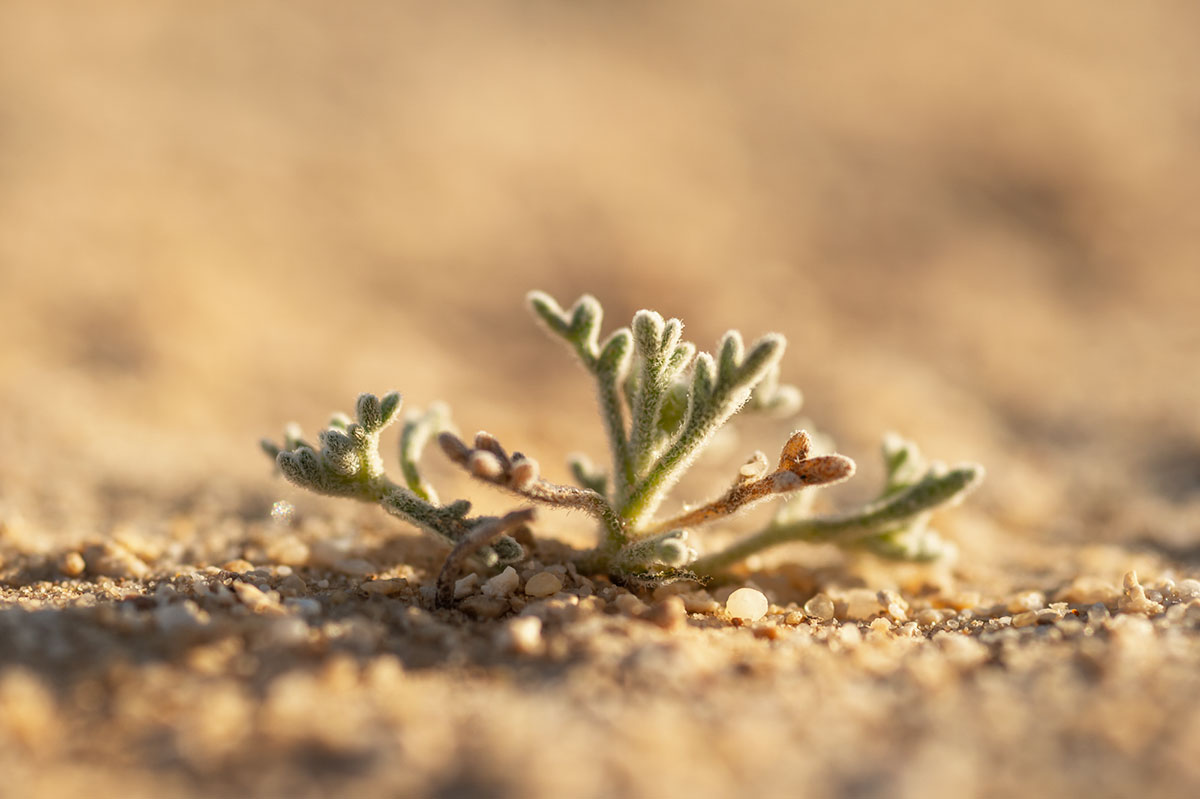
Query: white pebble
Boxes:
[
  {"xmin": 1118, "ymin": 570, "xmax": 1164, "ymax": 615},
  {"xmin": 454, "ymin": 573, "xmax": 480, "ymax": 599},
  {"xmin": 482, "ymin": 566, "xmax": 520, "ymax": 598},
  {"xmin": 524, "ymin": 571, "xmax": 563, "ymax": 598},
  {"xmin": 726, "ymin": 587, "xmax": 768, "ymax": 621}
]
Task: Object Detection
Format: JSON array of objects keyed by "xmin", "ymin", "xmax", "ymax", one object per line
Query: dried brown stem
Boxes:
[
  {"xmin": 643, "ymin": 430, "xmax": 855, "ymax": 534},
  {"xmin": 438, "ymin": 432, "xmax": 628, "ymax": 549},
  {"xmin": 435, "ymin": 508, "xmax": 537, "ymax": 608}
]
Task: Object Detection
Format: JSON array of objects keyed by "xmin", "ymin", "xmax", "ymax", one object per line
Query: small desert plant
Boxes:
[{"xmin": 263, "ymin": 291, "xmax": 983, "ymax": 605}]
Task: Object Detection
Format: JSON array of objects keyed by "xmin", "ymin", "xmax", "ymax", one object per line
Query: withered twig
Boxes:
[
  {"xmin": 439, "ymin": 431, "xmax": 627, "ymax": 549},
  {"xmin": 436, "ymin": 508, "xmax": 536, "ymax": 608},
  {"xmin": 643, "ymin": 430, "xmax": 855, "ymax": 535}
]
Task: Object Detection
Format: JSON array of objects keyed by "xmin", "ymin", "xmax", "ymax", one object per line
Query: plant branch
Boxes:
[
  {"xmin": 438, "ymin": 430, "xmax": 628, "ymax": 550},
  {"xmin": 399, "ymin": 402, "xmax": 450, "ymax": 503},
  {"xmin": 527, "ymin": 291, "xmax": 635, "ymax": 498},
  {"xmin": 690, "ymin": 462, "xmax": 984, "ymax": 576},
  {"xmin": 642, "ymin": 430, "xmax": 855, "ymax": 535},
  {"xmin": 568, "ymin": 452, "xmax": 608, "ymax": 496}
]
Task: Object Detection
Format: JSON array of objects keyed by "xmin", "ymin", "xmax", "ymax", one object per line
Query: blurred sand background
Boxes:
[{"xmin": 1, "ymin": 2, "xmax": 1199, "ymax": 797}]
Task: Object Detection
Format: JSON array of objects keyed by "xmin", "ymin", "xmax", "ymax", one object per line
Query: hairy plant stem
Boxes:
[
  {"xmin": 597, "ymin": 366, "xmax": 635, "ymax": 507},
  {"xmin": 438, "ymin": 431, "xmax": 630, "ymax": 552},
  {"xmin": 690, "ymin": 465, "xmax": 982, "ymax": 576},
  {"xmin": 618, "ymin": 419, "xmax": 711, "ymax": 525}
]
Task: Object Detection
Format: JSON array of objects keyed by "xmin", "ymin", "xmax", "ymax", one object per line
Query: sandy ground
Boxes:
[{"xmin": 2, "ymin": 2, "xmax": 1199, "ymax": 797}]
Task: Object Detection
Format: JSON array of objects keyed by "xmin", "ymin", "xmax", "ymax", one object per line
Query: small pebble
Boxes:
[
  {"xmin": 643, "ymin": 596, "xmax": 687, "ymax": 630},
  {"xmin": 1012, "ymin": 611, "xmax": 1038, "ymax": 628},
  {"xmin": 936, "ymin": 632, "xmax": 988, "ymax": 666},
  {"xmin": 681, "ymin": 590, "xmax": 720, "ymax": 614},
  {"xmin": 803, "ymin": 593, "xmax": 835, "ymax": 623},
  {"xmin": 360, "ymin": 578, "xmax": 408, "ymax": 597},
  {"xmin": 843, "ymin": 589, "xmax": 884, "ymax": 621},
  {"xmin": 233, "ymin": 582, "xmax": 281, "ymax": 614},
  {"xmin": 612, "ymin": 593, "xmax": 646, "ymax": 616},
  {"xmin": 498, "ymin": 616, "xmax": 543, "ymax": 654},
  {"xmin": 333, "ymin": 558, "xmax": 376, "ymax": 577},
  {"xmin": 277, "ymin": 573, "xmax": 307, "ymax": 598},
  {"xmin": 1174, "ymin": 579, "xmax": 1200, "ymax": 601},
  {"xmin": 262, "ymin": 616, "xmax": 310, "ymax": 647},
  {"xmin": 459, "ymin": 595, "xmax": 510, "ymax": 620},
  {"xmin": 521, "ymin": 595, "xmax": 582, "ymax": 624},
  {"xmin": 85, "ymin": 542, "xmax": 150, "ymax": 579},
  {"xmin": 1006, "ymin": 591, "xmax": 1046, "ymax": 614},
  {"xmin": 482, "ymin": 567, "xmax": 521, "ymax": 598},
  {"xmin": 0, "ymin": 670, "xmax": 56, "ymax": 748},
  {"xmin": 879, "ymin": 590, "xmax": 909, "ymax": 622},
  {"xmin": 1035, "ymin": 608, "xmax": 1062, "ymax": 624},
  {"xmin": 265, "ymin": 536, "xmax": 310, "ymax": 567},
  {"xmin": 869, "ymin": 617, "xmax": 892, "ymax": 634},
  {"xmin": 525, "ymin": 572, "xmax": 564, "ymax": 598},
  {"xmin": 1055, "ymin": 577, "xmax": 1117, "ymax": 605},
  {"xmin": 1185, "ymin": 602, "xmax": 1200, "ymax": 622},
  {"xmin": 753, "ymin": 624, "xmax": 783, "ymax": 640},
  {"xmin": 1118, "ymin": 571, "xmax": 1164, "ymax": 615},
  {"xmin": 454, "ymin": 573, "xmax": 480, "ymax": 599},
  {"xmin": 915, "ymin": 609, "xmax": 941, "ymax": 627},
  {"xmin": 727, "ymin": 588, "xmax": 769, "ymax": 622},
  {"xmin": 58, "ymin": 551, "xmax": 86, "ymax": 577}
]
